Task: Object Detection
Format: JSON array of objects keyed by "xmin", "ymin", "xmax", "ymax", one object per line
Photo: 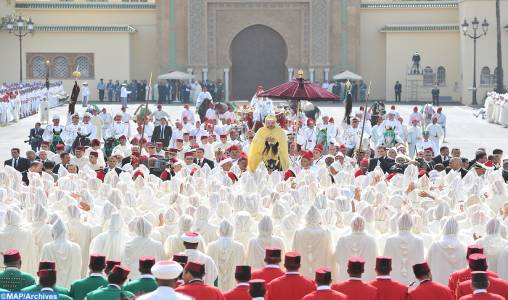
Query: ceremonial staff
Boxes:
[
  {"xmin": 356, "ymin": 81, "xmax": 371, "ymax": 162},
  {"xmin": 140, "ymin": 72, "xmax": 152, "ymax": 144}
]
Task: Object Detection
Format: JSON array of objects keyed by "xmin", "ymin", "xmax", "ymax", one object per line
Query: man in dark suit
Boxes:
[
  {"xmin": 53, "ymin": 152, "xmax": 71, "ymax": 174},
  {"xmin": 368, "ymin": 146, "xmax": 386, "ymax": 172},
  {"xmin": 422, "ymin": 147, "xmax": 436, "ymax": 171},
  {"xmin": 29, "ymin": 122, "xmax": 44, "ymax": 152},
  {"xmin": 103, "ymin": 155, "xmax": 123, "ymax": 175},
  {"xmin": 502, "ymin": 159, "xmax": 508, "ymax": 183},
  {"xmin": 445, "ymin": 157, "xmax": 468, "ymax": 178},
  {"xmin": 151, "ymin": 117, "xmax": 172, "ymax": 148},
  {"xmin": 4, "ymin": 148, "xmax": 31, "ymax": 173},
  {"xmin": 194, "ymin": 147, "xmax": 214, "ymax": 169},
  {"xmin": 433, "ymin": 146, "xmax": 450, "ymax": 167}
]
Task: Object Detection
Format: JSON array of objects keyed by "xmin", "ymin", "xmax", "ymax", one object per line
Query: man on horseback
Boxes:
[
  {"xmin": 106, "ymin": 113, "xmax": 129, "ymax": 151},
  {"xmin": 42, "ymin": 115, "xmax": 64, "ymax": 153}
]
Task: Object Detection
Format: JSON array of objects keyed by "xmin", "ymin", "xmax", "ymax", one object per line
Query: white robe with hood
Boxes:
[{"xmin": 246, "ymin": 216, "xmax": 285, "ymax": 271}]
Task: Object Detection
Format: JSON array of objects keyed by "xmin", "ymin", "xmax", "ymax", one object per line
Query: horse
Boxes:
[
  {"xmin": 197, "ymin": 98, "xmax": 212, "ymax": 123},
  {"xmin": 72, "ymin": 133, "xmax": 91, "ymax": 153},
  {"xmin": 262, "ymin": 141, "xmax": 282, "ymax": 172},
  {"xmin": 422, "ymin": 104, "xmax": 435, "ymax": 127},
  {"xmin": 289, "ymin": 100, "xmax": 321, "ymax": 121},
  {"xmin": 103, "ymin": 137, "xmax": 118, "ymax": 159},
  {"xmin": 50, "ymin": 129, "xmax": 64, "ymax": 153}
]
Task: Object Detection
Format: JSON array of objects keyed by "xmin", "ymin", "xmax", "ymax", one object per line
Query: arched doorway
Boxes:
[{"xmin": 230, "ymin": 25, "xmax": 288, "ymax": 100}]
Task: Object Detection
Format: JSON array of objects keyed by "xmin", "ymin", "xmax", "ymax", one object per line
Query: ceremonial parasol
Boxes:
[
  {"xmin": 258, "ymin": 70, "xmax": 340, "ymax": 101},
  {"xmin": 332, "ymin": 70, "xmax": 363, "ymax": 81}
]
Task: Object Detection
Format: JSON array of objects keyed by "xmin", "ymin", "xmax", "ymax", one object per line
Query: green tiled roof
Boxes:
[
  {"xmin": 380, "ymin": 24, "xmax": 459, "ymax": 32},
  {"xmin": 362, "ymin": 1, "xmax": 458, "ymax": 9},
  {"xmin": 15, "ymin": 2, "xmax": 155, "ymax": 9},
  {"xmin": 32, "ymin": 24, "xmax": 137, "ymax": 32}
]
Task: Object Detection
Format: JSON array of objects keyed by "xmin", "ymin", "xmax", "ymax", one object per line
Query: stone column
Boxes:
[
  {"xmin": 309, "ymin": 68, "xmax": 315, "ymax": 83},
  {"xmin": 288, "ymin": 68, "xmax": 294, "ymax": 80},
  {"xmin": 187, "ymin": 68, "xmax": 193, "ymax": 84},
  {"xmin": 202, "ymin": 68, "xmax": 208, "ymax": 82},
  {"xmin": 224, "ymin": 68, "xmax": 230, "ymax": 101},
  {"xmin": 324, "ymin": 67, "xmax": 330, "ymax": 81}
]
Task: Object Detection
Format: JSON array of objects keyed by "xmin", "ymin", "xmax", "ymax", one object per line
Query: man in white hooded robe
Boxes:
[
  {"xmin": 66, "ymin": 205, "xmax": 93, "ymax": 277},
  {"xmin": 246, "ymin": 215, "xmax": 286, "ymax": 271},
  {"xmin": 40, "ymin": 218, "xmax": 82, "ymax": 288},
  {"xmin": 475, "ymin": 218, "xmax": 508, "ymax": 273},
  {"xmin": 181, "ymin": 231, "xmax": 219, "ymax": 286},
  {"xmin": 89, "ymin": 213, "xmax": 127, "ymax": 260}
]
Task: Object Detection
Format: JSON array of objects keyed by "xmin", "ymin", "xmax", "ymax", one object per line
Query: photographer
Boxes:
[{"xmin": 27, "ymin": 122, "xmax": 44, "ymax": 152}]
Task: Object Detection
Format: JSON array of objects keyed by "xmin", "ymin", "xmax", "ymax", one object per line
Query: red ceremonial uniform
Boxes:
[
  {"xmin": 458, "ymin": 292, "xmax": 504, "ymax": 300},
  {"xmin": 408, "ymin": 280, "xmax": 454, "ymax": 300},
  {"xmin": 331, "ymin": 278, "xmax": 378, "ymax": 300},
  {"xmin": 251, "ymin": 266, "xmax": 284, "ymax": 284},
  {"xmin": 176, "ymin": 280, "xmax": 225, "ymax": 300},
  {"xmin": 301, "ymin": 287, "xmax": 348, "ymax": 300},
  {"xmin": 449, "ymin": 269, "xmax": 499, "ymax": 298},
  {"xmin": 369, "ymin": 277, "xmax": 408, "ymax": 300},
  {"xmin": 456, "ymin": 276, "xmax": 508, "ymax": 300},
  {"xmin": 223, "ymin": 283, "xmax": 250, "ymax": 300},
  {"xmin": 265, "ymin": 273, "xmax": 315, "ymax": 300}
]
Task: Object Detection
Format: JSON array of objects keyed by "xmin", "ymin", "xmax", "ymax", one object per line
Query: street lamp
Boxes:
[
  {"xmin": 462, "ymin": 16, "xmax": 488, "ymax": 106},
  {"xmin": 1, "ymin": 15, "xmax": 35, "ymax": 82}
]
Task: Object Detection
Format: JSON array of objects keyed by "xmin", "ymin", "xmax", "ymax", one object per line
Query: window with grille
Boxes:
[
  {"xmin": 53, "ymin": 56, "xmax": 69, "ymax": 79},
  {"xmin": 76, "ymin": 56, "xmax": 90, "ymax": 78},
  {"xmin": 423, "ymin": 66, "xmax": 435, "ymax": 86},
  {"xmin": 480, "ymin": 67, "xmax": 491, "ymax": 85},
  {"xmin": 436, "ymin": 66, "xmax": 446, "ymax": 86},
  {"xmin": 31, "ymin": 56, "xmax": 47, "ymax": 79}
]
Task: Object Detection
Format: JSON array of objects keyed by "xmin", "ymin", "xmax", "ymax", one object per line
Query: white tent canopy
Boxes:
[
  {"xmin": 332, "ymin": 70, "xmax": 363, "ymax": 81},
  {"xmin": 158, "ymin": 71, "xmax": 194, "ymax": 80}
]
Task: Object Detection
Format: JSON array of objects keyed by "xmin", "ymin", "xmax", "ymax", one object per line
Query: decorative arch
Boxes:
[
  {"xmin": 53, "ymin": 56, "xmax": 69, "ymax": 79},
  {"xmin": 480, "ymin": 66, "xmax": 491, "ymax": 85},
  {"xmin": 31, "ymin": 56, "xmax": 47, "ymax": 79},
  {"xmin": 423, "ymin": 66, "xmax": 435, "ymax": 86},
  {"xmin": 437, "ymin": 66, "xmax": 446, "ymax": 86}
]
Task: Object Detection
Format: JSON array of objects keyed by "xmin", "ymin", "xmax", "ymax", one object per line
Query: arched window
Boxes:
[
  {"xmin": 423, "ymin": 66, "xmax": 435, "ymax": 86},
  {"xmin": 31, "ymin": 56, "xmax": 47, "ymax": 79},
  {"xmin": 53, "ymin": 56, "xmax": 69, "ymax": 79},
  {"xmin": 437, "ymin": 66, "xmax": 446, "ymax": 86},
  {"xmin": 75, "ymin": 56, "xmax": 90, "ymax": 78},
  {"xmin": 480, "ymin": 66, "xmax": 491, "ymax": 85}
]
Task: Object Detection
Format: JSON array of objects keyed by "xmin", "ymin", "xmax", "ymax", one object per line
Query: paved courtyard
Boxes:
[{"xmin": 0, "ymin": 101, "xmax": 506, "ymax": 161}]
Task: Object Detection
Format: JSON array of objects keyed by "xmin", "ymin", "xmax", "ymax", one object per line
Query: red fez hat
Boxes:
[
  {"xmin": 3, "ymin": 249, "xmax": 21, "ymax": 263},
  {"xmin": 139, "ymin": 256, "xmax": 156, "ymax": 269},
  {"xmin": 191, "ymin": 143, "xmax": 200, "ymax": 149},
  {"xmin": 220, "ymin": 134, "xmax": 227, "ymax": 138},
  {"xmin": 348, "ymin": 257, "xmax": 365, "ymax": 273},
  {"xmin": 119, "ymin": 135, "xmax": 127, "ymax": 140},
  {"xmin": 412, "ymin": 262, "xmax": 430, "ymax": 277},
  {"xmin": 313, "ymin": 144, "xmax": 323, "ymax": 153},
  {"xmin": 265, "ymin": 248, "xmax": 282, "ymax": 259},
  {"xmin": 284, "ymin": 169, "xmax": 296, "ymax": 181},
  {"xmin": 360, "ymin": 158, "xmax": 369, "ymax": 165},
  {"xmin": 285, "ymin": 252, "xmax": 301, "ymax": 265},
  {"xmin": 172, "ymin": 253, "xmax": 188, "ymax": 266},
  {"xmin": 315, "ymin": 267, "xmax": 332, "ymax": 282},
  {"xmin": 301, "ymin": 150, "xmax": 314, "ymax": 161},
  {"xmin": 38, "ymin": 269, "xmax": 56, "ymax": 281},
  {"xmin": 238, "ymin": 152, "xmax": 248, "ymax": 161},
  {"xmin": 307, "ymin": 119, "xmax": 315, "ymax": 126},
  {"xmin": 75, "ymin": 145, "xmax": 85, "ymax": 151},
  {"xmin": 184, "ymin": 261, "xmax": 205, "ymax": 275},
  {"xmin": 329, "ymin": 117, "xmax": 335, "ymax": 123},
  {"xmin": 184, "ymin": 151, "xmax": 194, "ymax": 158},
  {"xmin": 418, "ymin": 169, "xmax": 427, "ymax": 177},
  {"xmin": 105, "ymin": 259, "xmax": 121, "ymax": 271},
  {"xmin": 467, "ymin": 245, "xmax": 484, "ymax": 259},
  {"xmin": 235, "ymin": 265, "xmax": 252, "ymax": 276},
  {"xmin": 38, "ymin": 261, "xmax": 56, "ymax": 271},
  {"xmin": 468, "ymin": 253, "xmax": 488, "ymax": 271},
  {"xmin": 249, "ymin": 279, "xmax": 266, "ymax": 293},
  {"xmin": 139, "ymin": 138, "xmax": 147, "ymax": 144},
  {"xmin": 227, "ymin": 171, "xmax": 238, "ymax": 182},
  {"xmin": 229, "ymin": 144, "xmax": 240, "ymax": 151},
  {"xmin": 131, "ymin": 137, "xmax": 139, "ymax": 144},
  {"xmin": 111, "ymin": 265, "xmax": 130, "ymax": 280},
  {"xmin": 338, "ymin": 144, "xmax": 346, "ymax": 149},
  {"xmin": 169, "ymin": 148, "xmax": 178, "ymax": 153},
  {"xmin": 91, "ymin": 139, "xmax": 101, "ymax": 146},
  {"xmin": 41, "ymin": 141, "xmax": 49, "ymax": 146},
  {"xmin": 200, "ymin": 135, "xmax": 208, "ymax": 140},
  {"xmin": 56, "ymin": 144, "xmax": 65, "ymax": 150},
  {"xmin": 484, "ymin": 160, "xmax": 494, "ymax": 168},
  {"xmin": 147, "ymin": 142, "xmax": 156, "ymax": 148},
  {"xmin": 183, "ymin": 132, "xmax": 190, "ymax": 136},
  {"xmin": 89, "ymin": 151, "xmax": 99, "ymax": 157},
  {"xmin": 375, "ymin": 257, "xmax": 392, "ymax": 271},
  {"xmin": 424, "ymin": 147, "xmax": 433, "ymax": 152},
  {"xmin": 176, "ymin": 138, "xmax": 183, "ymax": 143},
  {"xmin": 156, "ymin": 142, "xmax": 163, "ymax": 147},
  {"xmin": 133, "ymin": 170, "xmax": 144, "ymax": 178},
  {"xmin": 89, "ymin": 254, "xmax": 106, "ymax": 269}
]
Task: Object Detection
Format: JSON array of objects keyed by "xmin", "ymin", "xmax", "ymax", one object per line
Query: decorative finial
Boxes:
[
  {"xmin": 297, "ymin": 69, "xmax": 304, "ymax": 79},
  {"xmin": 72, "ymin": 65, "xmax": 81, "ymax": 80}
]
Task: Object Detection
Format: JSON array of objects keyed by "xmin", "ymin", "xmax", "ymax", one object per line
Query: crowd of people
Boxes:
[
  {"xmin": 0, "ymin": 81, "xmax": 66, "ymax": 126},
  {"xmin": 478, "ymin": 92, "xmax": 508, "ymax": 127},
  {"xmin": 1, "ymin": 97, "xmax": 508, "ymax": 300}
]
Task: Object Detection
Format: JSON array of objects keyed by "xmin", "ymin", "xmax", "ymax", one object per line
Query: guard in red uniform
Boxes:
[
  {"xmin": 249, "ymin": 279, "xmax": 266, "ymax": 300},
  {"xmin": 456, "ymin": 254, "xmax": 508, "ymax": 300},
  {"xmin": 265, "ymin": 252, "xmax": 315, "ymax": 300},
  {"xmin": 449, "ymin": 245, "xmax": 499, "ymax": 297},
  {"xmin": 301, "ymin": 267, "xmax": 347, "ymax": 300},
  {"xmin": 369, "ymin": 256, "xmax": 408, "ymax": 300},
  {"xmin": 331, "ymin": 257, "xmax": 378, "ymax": 300},
  {"xmin": 458, "ymin": 273, "xmax": 504, "ymax": 300},
  {"xmin": 175, "ymin": 261, "xmax": 224, "ymax": 300},
  {"xmin": 224, "ymin": 266, "xmax": 251, "ymax": 300},
  {"xmin": 407, "ymin": 262, "xmax": 453, "ymax": 300},
  {"xmin": 172, "ymin": 253, "xmax": 188, "ymax": 288},
  {"xmin": 251, "ymin": 248, "xmax": 284, "ymax": 284}
]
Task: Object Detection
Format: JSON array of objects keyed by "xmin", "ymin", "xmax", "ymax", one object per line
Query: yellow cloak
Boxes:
[{"xmin": 247, "ymin": 125, "xmax": 289, "ymax": 172}]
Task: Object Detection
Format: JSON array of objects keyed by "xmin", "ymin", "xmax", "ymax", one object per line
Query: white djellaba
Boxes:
[
  {"xmin": 335, "ymin": 215, "xmax": 378, "ymax": 281},
  {"xmin": 293, "ymin": 206, "xmax": 335, "ymax": 279},
  {"xmin": 247, "ymin": 215, "xmax": 286, "ymax": 270},
  {"xmin": 193, "ymin": 206, "xmax": 219, "ymax": 244},
  {"xmin": 164, "ymin": 215, "xmax": 206, "ymax": 258},
  {"xmin": 121, "ymin": 216, "xmax": 164, "ymax": 278},
  {"xmin": 383, "ymin": 213, "xmax": 424, "ymax": 284},
  {"xmin": 66, "ymin": 205, "xmax": 93, "ymax": 277},
  {"xmin": 207, "ymin": 220, "xmax": 245, "ymax": 291},
  {"xmin": 426, "ymin": 217, "xmax": 467, "ymax": 285},
  {"xmin": 475, "ymin": 218, "xmax": 508, "ymax": 273},
  {"xmin": 41, "ymin": 218, "xmax": 82, "ymax": 288},
  {"xmin": 89, "ymin": 213, "xmax": 128, "ymax": 260},
  {"xmin": 0, "ymin": 209, "xmax": 38, "ymax": 275}
]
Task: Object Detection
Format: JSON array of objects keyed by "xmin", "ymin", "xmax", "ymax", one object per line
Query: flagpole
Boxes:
[
  {"xmin": 356, "ymin": 81, "xmax": 371, "ymax": 162},
  {"xmin": 140, "ymin": 72, "xmax": 152, "ymax": 145}
]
